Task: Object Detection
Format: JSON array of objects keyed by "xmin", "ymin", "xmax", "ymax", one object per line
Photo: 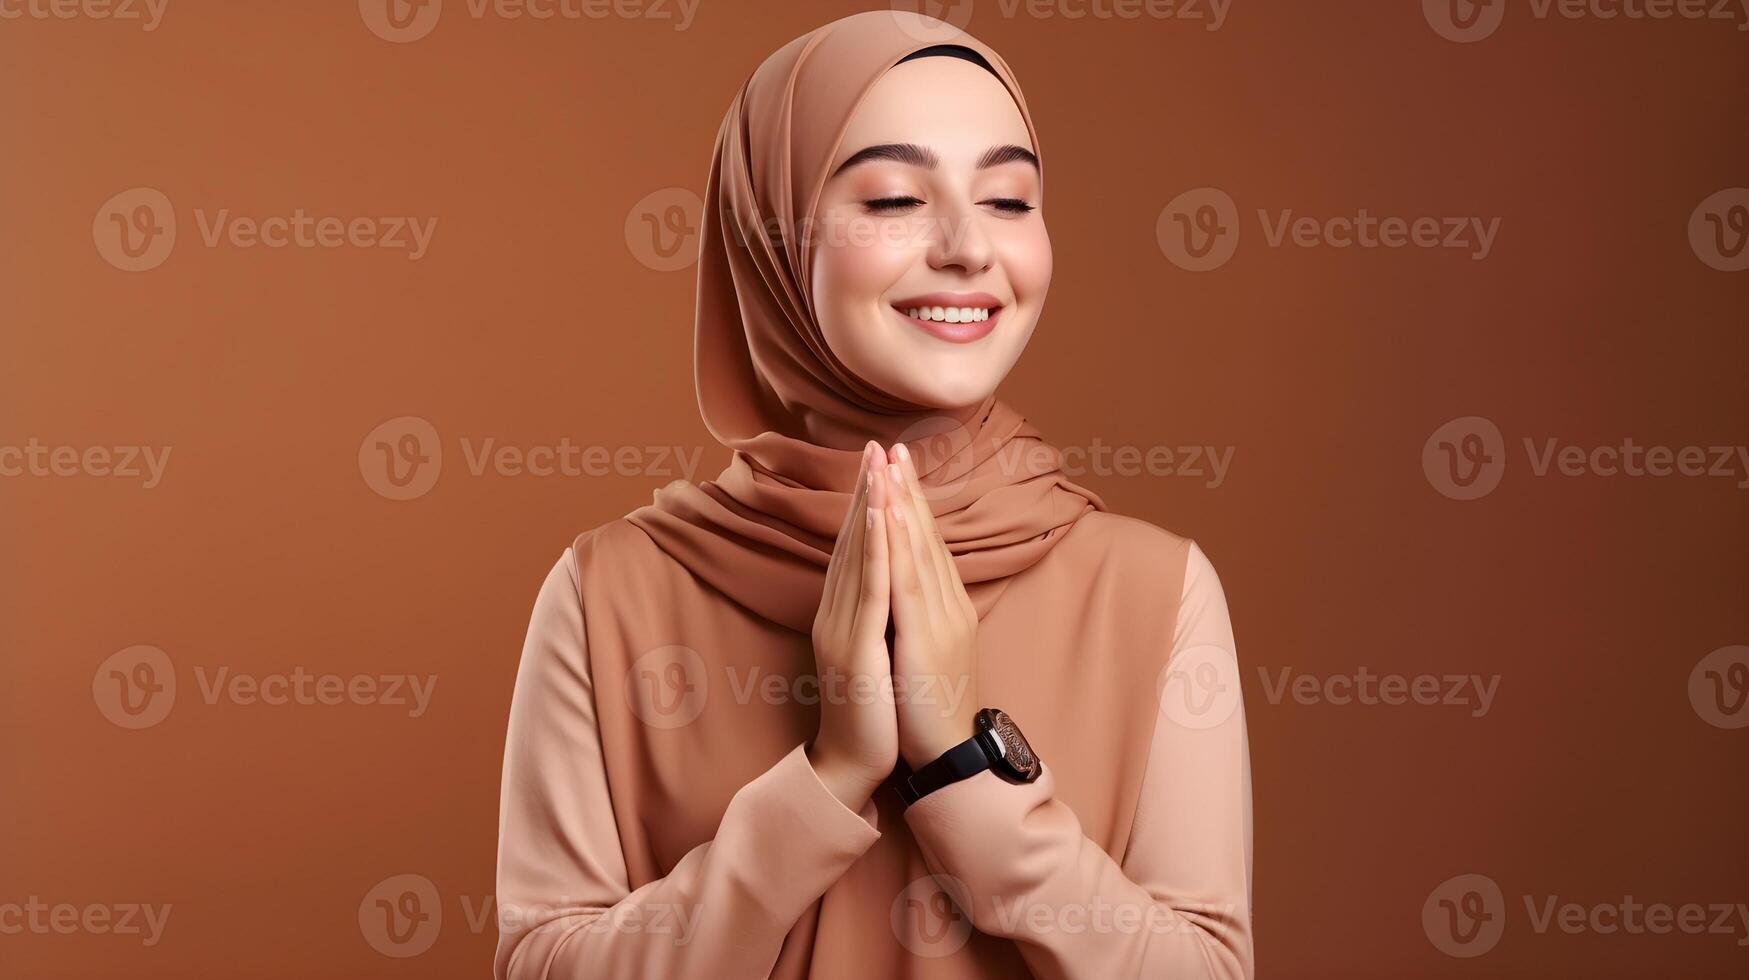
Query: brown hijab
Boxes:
[{"xmin": 624, "ymin": 9, "xmax": 1105, "ymax": 632}]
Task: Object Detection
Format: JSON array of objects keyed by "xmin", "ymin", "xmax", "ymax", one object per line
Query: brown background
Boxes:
[{"xmin": 4, "ymin": 1, "xmax": 1747, "ymax": 977}]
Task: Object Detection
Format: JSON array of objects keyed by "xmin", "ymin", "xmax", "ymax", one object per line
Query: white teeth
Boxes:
[{"xmin": 903, "ymin": 306, "xmax": 995, "ymax": 323}]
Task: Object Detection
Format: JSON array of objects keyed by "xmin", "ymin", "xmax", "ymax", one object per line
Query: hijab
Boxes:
[{"xmin": 624, "ymin": 10, "xmax": 1105, "ymax": 632}]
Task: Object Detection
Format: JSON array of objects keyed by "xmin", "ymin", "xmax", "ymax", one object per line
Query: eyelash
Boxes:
[{"xmin": 863, "ymin": 196, "xmax": 1035, "ymax": 215}]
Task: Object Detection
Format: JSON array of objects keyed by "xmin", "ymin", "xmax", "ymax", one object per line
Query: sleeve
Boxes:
[
  {"xmin": 900, "ymin": 540, "xmax": 1255, "ymax": 979},
  {"xmin": 493, "ymin": 548, "xmax": 887, "ymax": 980}
]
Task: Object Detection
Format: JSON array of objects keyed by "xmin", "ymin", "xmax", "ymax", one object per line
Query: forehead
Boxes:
[{"xmin": 830, "ymin": 57, "xmax": 1035, "ymax": 170}]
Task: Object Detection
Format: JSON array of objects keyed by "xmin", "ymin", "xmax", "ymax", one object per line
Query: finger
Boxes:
[
  {"xmin": 824, "ymin": 442, "xmax": 876, "ymax": 623},
  {"xmin": 852, "ymin": 478, "xmax": 890, "ymax": 647},
  {"xmin": 822, "ymin": 444, "xmax": 868, "ymax": 596},
  {"xmin": 884, "ymin": 477, "xmax": 927, "ymax": 632},
  {"xmin": 887, "ymin": 459, "xmax": 946, "ymax": 625},
  {"xmin": 894, "ymin": 443, "xmax": 960, "ymax": 612},
  {"xmin": 842, "ymin": 443, "xmax": 875, "ymax": 583},
  {"xmin": 888, "ymin": 456, "xmax": 947, "ymax": 621}
]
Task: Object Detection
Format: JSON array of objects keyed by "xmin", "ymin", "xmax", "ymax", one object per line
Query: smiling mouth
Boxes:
[
  {"xmin": 889, "ymin": 296, "xmax": 1006, "ymax": 343},
  {"xmin": 897, "ymin": 304, "xmax": 996, "ymax": 323}
]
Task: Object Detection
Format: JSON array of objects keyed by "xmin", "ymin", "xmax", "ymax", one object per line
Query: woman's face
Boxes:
[{"xmin": 811, "ymin": 55, "xmax": 1050, "ymax": 411}]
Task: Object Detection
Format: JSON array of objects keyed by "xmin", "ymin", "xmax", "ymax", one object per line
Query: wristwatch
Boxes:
[{"xmin": 896, "ymin": 708, "xmax": 1041, "ymax": 805}]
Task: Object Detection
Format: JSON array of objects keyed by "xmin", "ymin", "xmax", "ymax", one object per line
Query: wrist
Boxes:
[
  {"xmin": 900, "ymin": 712, "xmax": 979, "ymax": 770},
  {"xmin": 805, "ymin": 745, "xmax": 882, "ymax": 810}
]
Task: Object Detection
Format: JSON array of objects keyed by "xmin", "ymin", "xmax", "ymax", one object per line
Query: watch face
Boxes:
[{"xmin": 979, "ymin": 708, "xmax": 1040, "ymax": 782}]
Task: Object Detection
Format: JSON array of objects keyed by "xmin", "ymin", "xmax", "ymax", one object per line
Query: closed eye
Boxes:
[{"xmin": 864, "ymin": 196, "xmax": 924, "ymax": 213}]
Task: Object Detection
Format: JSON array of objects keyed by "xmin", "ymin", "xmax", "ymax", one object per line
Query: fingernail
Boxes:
[{"xmin": 896, "ymin": 442, "xmax": 910, "ymax": 463}]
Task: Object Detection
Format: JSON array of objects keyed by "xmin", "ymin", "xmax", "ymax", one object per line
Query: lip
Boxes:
[{"xmin": 889, "ymin": 291, "xmax": 1005, "ymax": 344}]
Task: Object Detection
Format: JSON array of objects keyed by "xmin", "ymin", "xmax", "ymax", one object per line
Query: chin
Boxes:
[{"xmin": 886, "ymin": 367, "xmax": 1000, "ymax": 412}]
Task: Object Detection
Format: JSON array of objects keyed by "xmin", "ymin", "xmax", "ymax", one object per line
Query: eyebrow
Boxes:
[{"xmin": 830, "ymin": 142, "xmax": 1039, "ymax": 178}]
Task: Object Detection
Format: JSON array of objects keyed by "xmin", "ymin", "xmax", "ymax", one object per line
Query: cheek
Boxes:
[
  {"xmin": 1000, "ymin": 223, "xmax": 1053, "ymax": 302},
  {"xmin": 816, "ymin": 221, "xmax": 917, "ymax": 318}
]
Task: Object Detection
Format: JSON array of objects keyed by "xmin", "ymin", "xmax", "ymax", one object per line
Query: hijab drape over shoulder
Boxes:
[{"xmin": 626, "ymin": 9, "xmax": 1105, "ymax": 632}]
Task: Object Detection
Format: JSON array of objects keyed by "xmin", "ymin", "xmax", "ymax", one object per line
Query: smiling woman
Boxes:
[{"xmin": 493, "ymin": 10, "xmax": 1254, "ymax": 980}]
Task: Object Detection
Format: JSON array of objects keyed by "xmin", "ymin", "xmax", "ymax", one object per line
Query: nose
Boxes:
[{"xmin": 923, "ymin": 199, "xmax": 993, "ymax": 276}]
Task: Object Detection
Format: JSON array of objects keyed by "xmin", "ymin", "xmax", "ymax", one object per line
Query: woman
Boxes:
[{"xmin": 494, "ymin": 10, "xmax": 1252, "ymax": 979}]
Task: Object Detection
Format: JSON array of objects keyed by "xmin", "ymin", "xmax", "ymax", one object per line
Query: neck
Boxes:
[{"xmin": 796, "ymin": 398, "xmax": 991, "ymax": 453}]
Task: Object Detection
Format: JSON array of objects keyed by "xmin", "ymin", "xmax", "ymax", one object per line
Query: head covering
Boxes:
[{"xmin": 625, "ymin": 9, "xmax": 1105, "ymax": 633}]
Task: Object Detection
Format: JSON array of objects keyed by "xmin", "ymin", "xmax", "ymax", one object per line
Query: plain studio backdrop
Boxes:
[{"xmin": 2, "ymin": 1, "xmax": 1746, "ymax": 977}]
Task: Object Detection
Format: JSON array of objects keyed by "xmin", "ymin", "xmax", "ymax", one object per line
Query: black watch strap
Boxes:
[{"xmin": 896, "ymin": 732, "xmax": 993, "ymax": 806}]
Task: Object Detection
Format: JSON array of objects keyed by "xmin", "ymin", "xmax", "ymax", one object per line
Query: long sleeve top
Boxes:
[{"xmin": 494, "ymin": 541, "xmax": 1254, "ymax": 980}]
